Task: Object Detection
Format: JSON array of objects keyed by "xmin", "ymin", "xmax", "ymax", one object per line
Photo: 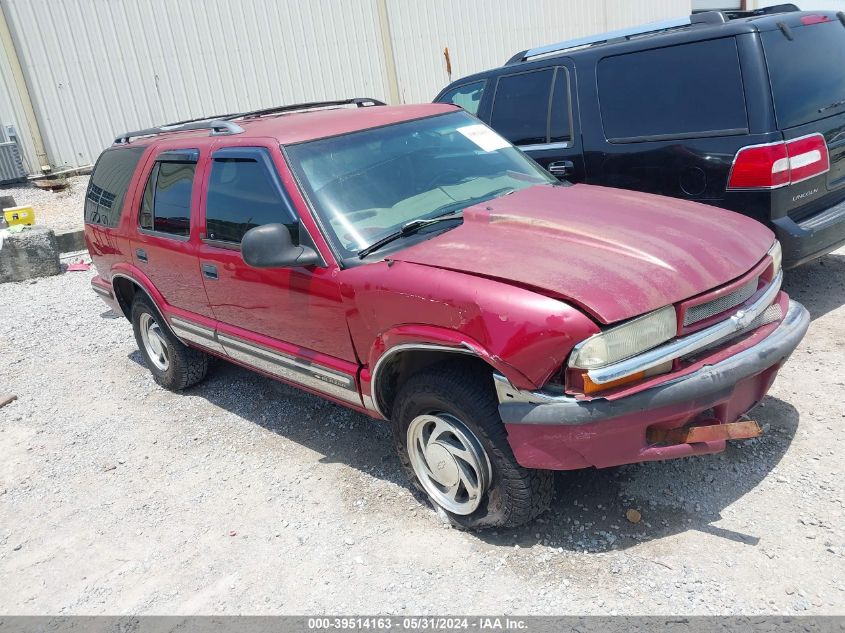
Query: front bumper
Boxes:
[{"xmin": 497, "ymin": 299, "xmax": 810, "ymax": 470}]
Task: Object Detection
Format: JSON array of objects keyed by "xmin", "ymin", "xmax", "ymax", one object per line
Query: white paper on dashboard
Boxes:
[{"xmin": 456, "ymin": 124, "xmax": 511, "ymax": 152}]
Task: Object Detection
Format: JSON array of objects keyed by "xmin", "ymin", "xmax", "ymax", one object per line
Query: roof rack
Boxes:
[
  {"xmin": 693, "ymin": 3, "xmax": 799, "ymax": 19},
  {"xmin": 505, "ymin": 11, "xmax": 727, "ymax": 65},
  {"xmin": 113, "ymin": 97, "xmax": 386, "ymax": 145},
  {"xmin": 229, "ymin": 97, "xmax": 386, "ymax": 121},
  {"xmin": 114, "ymin": 119, "xmax": 244, "ymax": 145}
]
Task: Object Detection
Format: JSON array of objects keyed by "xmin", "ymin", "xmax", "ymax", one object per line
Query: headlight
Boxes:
[
  {"xmin": 768, "ymin": 240, "xmax": 782, "ymax": 276},
  {"xmin": 569, "ymin": 305, "xmax": 677, "ymax": 370}
]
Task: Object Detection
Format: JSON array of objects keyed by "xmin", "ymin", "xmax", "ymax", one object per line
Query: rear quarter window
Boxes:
[
  {"xmin": 762, "ymin": 20, "xmax": 845, "ymax": 129},
  {"xmin": 85, "ymin": 147, "xmax": 145, "ymax": 227},
  {"xmin": 597, "ymin": 38, "xmax": 749, "ymax": 142}
]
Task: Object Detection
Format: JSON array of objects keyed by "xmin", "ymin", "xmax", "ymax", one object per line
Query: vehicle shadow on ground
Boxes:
[
  {"xmin": 127, "ymin": 350, "xmax": 408, "ymax": 491},
  {"xmin": 476, "ymin": 396, "xmax": 799, "ymax": 553},
  {"xmin": 782, "ymin": 252, "xmax": 845, "ymax": 321},
  {"xmin": 129, "ymin": 349, "xmax": 800, "ymax": 553}
]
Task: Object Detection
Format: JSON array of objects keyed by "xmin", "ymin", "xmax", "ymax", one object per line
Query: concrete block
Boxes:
[
  {"xmin": 0, "ymin": 227, "xmax": 62, "ymax": 283},
  {"xmin": 55, "ymin": 228, "xmax": 86, "ymax": 253}
]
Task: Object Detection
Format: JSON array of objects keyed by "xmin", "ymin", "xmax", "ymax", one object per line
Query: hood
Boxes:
[{"xmin": 390, "ymin": 184, "xmax": 774, "ymax": 324}]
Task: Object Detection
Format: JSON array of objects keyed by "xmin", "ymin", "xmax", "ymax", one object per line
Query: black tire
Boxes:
[
  {"xmin": 131, "ymin": 293, "xmax": 209, "ymax": 391},
  {"xmin": 391, "ymin": 361, "xmax": 554, "ymax": 530}
]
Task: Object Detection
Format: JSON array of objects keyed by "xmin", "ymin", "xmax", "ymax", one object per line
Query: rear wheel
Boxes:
[
  {"xmin": 391, "ymin": 361, "xmax": 553, "ymax": 529},
  {"xmin": 131, "ymin": 294, "xmax": 209, "ymax": 391}
]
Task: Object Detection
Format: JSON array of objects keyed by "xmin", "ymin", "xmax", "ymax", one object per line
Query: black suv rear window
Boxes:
[
  {"xmin": 85, "ymin": 147, "xmax": 145, "ymax": 227},
  {"xmin": 762, "ymin": 20, "xmax": 845, "ymax": 129},
  {"xmin": 491, "ymin": 68, "xmax": 555, "ymax": 146},
  {"xmin": 597, "ymin": 38, "xmax": 748, "ymax": 142}
]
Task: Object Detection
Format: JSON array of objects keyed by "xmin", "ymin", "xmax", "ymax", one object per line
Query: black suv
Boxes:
[{"xmin": 434, "ymin": 7, "xmax": 845, "ymax": 268}]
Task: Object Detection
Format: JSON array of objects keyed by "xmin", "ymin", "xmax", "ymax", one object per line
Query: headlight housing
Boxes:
[
  {"xmin": 768, "ymin": 240, "xmax": 782, "ymax": 276},
  {"xmin": 569, "ymin": 305, "xmax": 677, "ymax": 370}
]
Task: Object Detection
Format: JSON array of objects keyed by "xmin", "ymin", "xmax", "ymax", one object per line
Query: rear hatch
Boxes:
[{"xmin": 760, "ymin": 14, "xmax": 845, "ymax": 222}]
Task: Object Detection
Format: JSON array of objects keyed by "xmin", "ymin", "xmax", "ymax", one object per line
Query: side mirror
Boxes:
[{"xmin": 241, "ymin": 223, "xmax": 321, "ymax": 268}]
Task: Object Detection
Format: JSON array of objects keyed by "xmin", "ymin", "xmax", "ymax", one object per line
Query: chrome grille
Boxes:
[
  {"xmin": 683, "ymin": 302, "xmax": 783, "ymax": 360},
  {"xmin": 745, "ymin": 302, "xmax": 783, "ymax": 331},
  {"xmin": 684, "ymin": 278, "xmax": 758, "ymax": 326}
]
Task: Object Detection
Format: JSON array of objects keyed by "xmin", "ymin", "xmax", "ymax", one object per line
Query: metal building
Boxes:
[{"xmin": 0, "ymin": 0, "xmax": 689, "ymax": 175}]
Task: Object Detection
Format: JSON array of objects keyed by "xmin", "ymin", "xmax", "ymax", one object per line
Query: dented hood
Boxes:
[{"xmin": 391, "ymin": 184, "xmax": 774, "ymax": 324}]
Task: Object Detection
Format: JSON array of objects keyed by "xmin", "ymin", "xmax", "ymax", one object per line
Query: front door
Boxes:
[{"xmin": 196, "ymin": 145, "xmax": 360, "ymax": 406}]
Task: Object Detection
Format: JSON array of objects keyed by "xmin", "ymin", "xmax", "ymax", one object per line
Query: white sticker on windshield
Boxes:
[{"xmin": 457, "ymin": 124, "xmax": 511, "ymax": 152}]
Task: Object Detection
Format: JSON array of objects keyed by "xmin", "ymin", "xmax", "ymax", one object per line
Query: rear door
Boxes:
[
  {"xmin": 760, "ymin": 16, "xmax": 845, "ymax": 222},
  {"xmin": 131, "ymin": 146, "xmax": 213, "ymax": 318},
  {"xmin": 485, "ymin": 63, "xmax": 584, "ymax": 182}
]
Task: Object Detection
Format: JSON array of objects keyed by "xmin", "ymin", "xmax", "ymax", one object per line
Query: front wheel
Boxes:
[{"xmin": 391, "ymin": 361, "xmax": 554, "ymax": 529}]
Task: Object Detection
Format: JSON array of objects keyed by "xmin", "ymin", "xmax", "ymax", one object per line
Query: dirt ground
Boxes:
[{"xmin": 0, "ymin": 242, "xmax": 843, "ymax": 615}]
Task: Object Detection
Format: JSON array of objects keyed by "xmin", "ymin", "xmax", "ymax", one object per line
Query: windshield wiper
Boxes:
[
  {"xmin": 358, "ymin": 210, "xmax": 464, "ymax": 259},
  {"xmin": 356, "ymin": 187, "xmax": 516, "ymax": 259}
]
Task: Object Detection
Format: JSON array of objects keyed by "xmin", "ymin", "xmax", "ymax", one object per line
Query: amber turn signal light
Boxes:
[{"xmin": 582, "ymin": 370, "xmax": 645, "ymax": 394}]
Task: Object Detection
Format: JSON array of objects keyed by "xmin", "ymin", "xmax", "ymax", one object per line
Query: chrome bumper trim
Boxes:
[
  {"xmin": 495, "ymin": 299, "xmax": 809, "ymax": 424},
  {"xmin": 586, "ymin": 270, "xmax": 783, "ymax": 385}
]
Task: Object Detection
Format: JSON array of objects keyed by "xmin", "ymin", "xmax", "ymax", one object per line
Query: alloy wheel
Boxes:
[
  {"xmin": 139, "ymin": 312, "xmax": 170, "ymax": 371},
  {"xmin": 406, "ymin": 412, "xmax": 492, "ymax": 515}
]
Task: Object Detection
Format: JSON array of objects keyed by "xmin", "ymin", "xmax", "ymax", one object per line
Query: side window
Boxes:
[
  {"xmin": 85, "ymin": 147, "xmax": 145, "ymax": 227},
  {"xmin": 549, "ymin": 68, "xmax": 572, "ymax": 143},
  {"xmin": 139, "ymin": 154, "xmax": 196, "ymax": 237},
  {"xmin": 490, "ymin": 68, "xmax": 555, "ymax": 146},
  {"xmin": 597, "ymin": 38, "xmax": 748, "ymax": 142},
  {"xmin": 437, "ymin": 80, "xmax": 486, "ymax": 115},
  {"xmin": 205, "ymin": 148, "xmax": 298, "ymax": 244}
]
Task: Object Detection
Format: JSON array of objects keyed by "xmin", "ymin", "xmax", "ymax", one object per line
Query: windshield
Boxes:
[{"xmin": 285, "ymin": 111, "xmax": 555, "ymax": 259}]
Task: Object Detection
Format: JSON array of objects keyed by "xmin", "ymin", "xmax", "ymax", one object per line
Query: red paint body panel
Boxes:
[
  {"xmin": 339, "ymin": 261, "xmax": 599, "ymax": 390},
  {"xmin": 391, "ymin": 184, "xmax": 774, "ymax": 324}
]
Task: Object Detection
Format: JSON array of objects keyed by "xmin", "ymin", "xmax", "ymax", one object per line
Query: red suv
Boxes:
[{"xmin": 85, "ymin": 99, "xmax": 809, "ymax": 529}]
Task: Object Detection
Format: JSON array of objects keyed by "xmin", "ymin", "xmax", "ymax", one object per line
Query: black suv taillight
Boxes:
[{"xmin": 727, "ymin": 133, "xmax": 830, "ymax": 190}]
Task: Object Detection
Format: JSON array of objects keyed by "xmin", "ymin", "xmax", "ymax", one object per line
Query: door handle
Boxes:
[
  {"xmin": 548, "ymin": 160, "xmax": 575, "ymax": 179},
  {"xmin": 136, "ymin": 248, "xmax": 148, "ymax": 262},
  {"xmin": 202, "ymin": 263, "xmax": 218, "ymax": 280}
]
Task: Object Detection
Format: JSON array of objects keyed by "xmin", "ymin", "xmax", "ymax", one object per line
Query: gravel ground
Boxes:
[
  {"xmin": 0, "ymin": 248, "xmax": 843, "ymax": 615},
  {"xmin": 0, "ymin": 176, "xmax": 88, "ymax": 232}
]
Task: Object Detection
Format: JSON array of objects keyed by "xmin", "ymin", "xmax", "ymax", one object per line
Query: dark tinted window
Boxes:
[
  {"xmin": 84, "ymin": 147, "xmax": 145, "ymax": 227},
  {"xmin": 597, "ymin": 38, "xmax": 748, "ymax": 141},
  {"xmin": 206, "ymin": 153, "xmax": 297, "ymax": 243},
  {"xmin": 550, "ymin": 68, "xmax": 571, "ymax": 143},
  {"xmin": 491, "ymin": 68, "xmax": 554, "ymax": 145},
  {"xmin": 139, "ymin": 161, "xmax": 195, "ymax": 237},
  {"xmin": 762, "ymin": 21, "xmax": 845, "ymax": 129},
  {"xmin": 438, "ymin": 80, "xmax": 486, "ymax": 115}
]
